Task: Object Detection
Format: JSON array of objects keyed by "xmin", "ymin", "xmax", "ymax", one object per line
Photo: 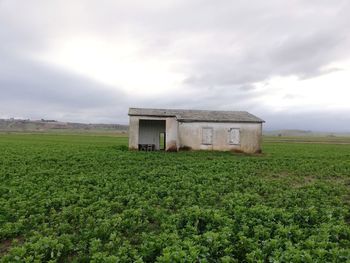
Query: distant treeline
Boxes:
[{"xmin": 0, "ymin": 119, "xmax": 128, "ymax": 133}]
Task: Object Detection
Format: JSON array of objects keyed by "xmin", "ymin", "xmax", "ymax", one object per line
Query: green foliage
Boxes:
[{"xmin": 0, "ymin": 133, "xmax": 349, "ymax": 262}]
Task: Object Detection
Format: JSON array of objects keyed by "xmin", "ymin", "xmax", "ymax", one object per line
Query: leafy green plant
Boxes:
[{"xmin": 0, "ymin": 133, "xmax": 349, "ymax": 262}]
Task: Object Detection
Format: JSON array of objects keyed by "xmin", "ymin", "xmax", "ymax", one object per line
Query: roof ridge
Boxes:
[{"xmin": 128, "ymin": 108, "xmax": 265, "ymax": 123}]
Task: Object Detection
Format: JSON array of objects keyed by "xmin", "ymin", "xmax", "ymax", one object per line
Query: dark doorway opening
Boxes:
[{"xmin": 138, "ymin": 119, "xmax": 166, "ymax": 151}]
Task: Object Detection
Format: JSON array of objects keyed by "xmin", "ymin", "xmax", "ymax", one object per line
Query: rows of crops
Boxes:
[{"xmin": 0, "ymin": 133, "xmax": 350, "ymax": 262}]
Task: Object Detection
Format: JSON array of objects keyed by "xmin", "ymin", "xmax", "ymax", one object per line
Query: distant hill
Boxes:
[
  {"xmin": 264, "ymin": 129, "xmax": 350, "ymax": 137},
  {"xmin": 1, "ymin": 120, "xmax": 349, "ymax": 137},
  {"xmin": 0, "ymin": 119, "xmax": 128, "ymax": 133}
]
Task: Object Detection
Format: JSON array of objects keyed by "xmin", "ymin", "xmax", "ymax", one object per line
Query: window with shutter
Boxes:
[
  {"xmin": 229, "ymin": 128, "xmax": 240, "ymax": 145},
  {"xmin": 202, "ymin": 127, "xmax": 213, "ymax": 145}
]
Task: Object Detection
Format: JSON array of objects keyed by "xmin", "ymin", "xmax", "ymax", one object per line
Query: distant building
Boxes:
[{"xmin": 128, "ymin": 108, "xmax": 265, "ymax": 153}]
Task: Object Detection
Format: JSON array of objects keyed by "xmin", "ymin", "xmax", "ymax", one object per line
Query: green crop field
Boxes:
[{"xmin": 0, "ymin": 133, "xmax": 350, "ymax": 262}]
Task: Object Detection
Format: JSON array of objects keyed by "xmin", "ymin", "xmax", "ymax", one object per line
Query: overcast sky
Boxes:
[{"xmin": 1, "ymin": 0, "xmax": 350, "ymax": 131}]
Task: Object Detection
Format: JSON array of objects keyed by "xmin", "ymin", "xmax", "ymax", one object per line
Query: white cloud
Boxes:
[
  {"xmin": 255, "ymin": 61, "xmax": 350, "ymax": 113},
  {"xmin": 37, "ymin": 37, "xmax": 186, "ymax": 97}
]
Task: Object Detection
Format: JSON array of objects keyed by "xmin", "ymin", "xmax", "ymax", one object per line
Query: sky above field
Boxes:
[{"xmin": 0, "ymin": 0, "xmax": 350, "ymax": 131}]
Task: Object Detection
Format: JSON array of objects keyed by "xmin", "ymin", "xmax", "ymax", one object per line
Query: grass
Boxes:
[
  {"xmin": 0, "ymin": 133, "xmax": 349, "ymax": 262},
  {"xmin": 264, "ymin": 135, "xmax": 350, "ymax": 144}
]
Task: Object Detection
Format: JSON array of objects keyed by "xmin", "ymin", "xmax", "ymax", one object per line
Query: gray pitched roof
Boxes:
[{"xmin": 128, "ymin": 108, "xmax": 265, "ymax": 123}]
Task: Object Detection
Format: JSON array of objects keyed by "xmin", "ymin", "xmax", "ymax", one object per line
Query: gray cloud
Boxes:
[
  {"xmin": 262, "ymin": 111, "xmax": 350, "ymax": 132},
  {"xmin": 0, "ymin": 0, "xmax": 350, "ymax": 130},
  {"xmin": 0, "ymin": 51, "xmax": 129, "ymax": 122}
]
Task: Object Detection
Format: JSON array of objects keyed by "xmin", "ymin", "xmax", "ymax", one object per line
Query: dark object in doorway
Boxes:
[{"xmin": 138, "ymin": 144, "xmax": 155, "ymax": 151}]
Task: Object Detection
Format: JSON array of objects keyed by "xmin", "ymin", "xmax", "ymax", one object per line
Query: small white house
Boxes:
[{"xmin": 128, "ymin": 108, "xmax": 265, "ymax": 153}]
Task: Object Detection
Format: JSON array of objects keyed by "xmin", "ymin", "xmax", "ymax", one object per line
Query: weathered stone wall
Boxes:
[
  {"xmin": 165, "ymin": 117, "xmax": 179, "ymax": 151},
  {"xmin": 128, "ymin": 116, "xmax": 139, "ymax": 150},
  {"xmin": 178, "ymin": 122, "xmax": 262, "ymax": 153}
]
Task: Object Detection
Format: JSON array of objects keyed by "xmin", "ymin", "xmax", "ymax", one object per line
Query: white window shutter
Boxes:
[
  {"xmin": 202, "ymin": 128, "xmax": 213, "ymax": 145},
  {"xmin": 229, "ymin": 128, "xmax": 240, "ymax": 144}
]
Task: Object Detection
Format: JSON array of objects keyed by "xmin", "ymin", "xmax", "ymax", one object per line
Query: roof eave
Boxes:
[
  {"xmin": 178, "ymin": 119, "xmax": 265, "ymax": 123},
  {"xmin": 128, "ymin": 113, "xmax": 177, "ymax": 118}
]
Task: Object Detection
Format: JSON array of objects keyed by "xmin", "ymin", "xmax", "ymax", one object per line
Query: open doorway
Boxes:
[{"xmin": 138, "ymin": 120, "xmax": 166, "ymax": 151}]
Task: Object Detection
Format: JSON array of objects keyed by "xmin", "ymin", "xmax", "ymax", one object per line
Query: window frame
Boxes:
[
  {"xmin": 202, "ymin": 127, "xmax": 213, "ymax": 145},
  {"xmin": 228, "ymin": 128, "xmax": 240, "ymax": 145}
]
